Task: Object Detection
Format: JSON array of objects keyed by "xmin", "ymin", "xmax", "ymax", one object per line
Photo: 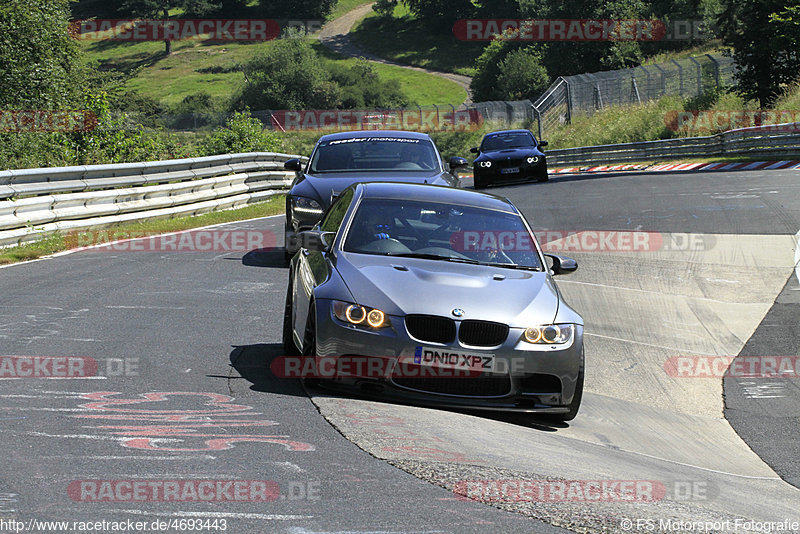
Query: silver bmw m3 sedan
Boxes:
[{"xmin": 283, "ymin": 182, "xmax": 584, "ymax": 421}]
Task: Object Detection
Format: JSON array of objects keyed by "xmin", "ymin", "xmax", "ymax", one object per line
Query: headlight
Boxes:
[
  {"xmin": 523, "ymin": 324, "xmax": 573, "ymax": 344},
  {"xmin": 333, "ymin": 301, "xmax": 390, "ymax": 328},
  {"xmin": 479, "ymin": 161, "xmax": 492, "ymax": 168},
  {"xmin": 292, "ymin": 196, "xmax": 324, "ymax": 216},
  {"xmin": 526, "ymin": 156, "xmax": 539, "ymax": 164}
]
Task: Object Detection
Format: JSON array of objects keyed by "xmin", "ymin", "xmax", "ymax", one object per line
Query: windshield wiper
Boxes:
[
  {"xmin": 384, "ymin": 252, "xmax": 480, "ymax": 264},
  {"xmin": 480, "ymin": 262, "xmax": 543, "ymax": 271},
  {"xmin": 384, "ymin": 253, "xmax": 541, "ymax": 271}
]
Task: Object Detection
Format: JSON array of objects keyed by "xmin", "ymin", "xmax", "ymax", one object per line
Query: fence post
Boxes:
[
  {"xmin": 532, "ymin": 105, "xmax": 543, "ymax": 140},
  {"xmin": 705, "ymin": 53, "xmax": 720, "ymax": 88},
  {"xmin": 671, "ymin": 59, "xmax": 684, "ymax": 96},
  {"xmin": 689, "ymin": 56, "xmax": 703, "ymax": 95},
  {"xmin": 593, "ymin": 83, "xmax": 603, "ymax": 110},
  {"xmin": 631, "ymin": 77, "xmax": 641, "ymax": 104},
  {"xmin": 564, "ymin": 78, "xmax": 572, "ymax": 124}
]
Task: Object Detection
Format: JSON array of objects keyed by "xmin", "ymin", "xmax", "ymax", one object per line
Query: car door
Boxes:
[{"xmin": 292, "ymin": 188, "xmax": 355, "ymax": 347}]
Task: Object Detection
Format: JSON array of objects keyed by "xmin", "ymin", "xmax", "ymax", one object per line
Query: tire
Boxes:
[
  {"xmin": 473, "ymin": 175, "xmax": 486, "ymax": 190},
  {"xmin": 536, "ymin": 171, "xmax": 549, "ymax": 182},
  {"xmin": 301, "ymin": 301, "xmax": 317, "ymax": 358},
  {"xmin": 543, "ymin": 368, "xmax": 583, "ymax": 422},
  {"xmin": 285, "ymin": 221, "xmax": 296, "ymax": 262},
  {"xmin": 282, "ymin": 281, "xmax": 300, "ymax": 356},
  {"xmin": 300, "ymin": 301, "xmax": 322, "ymax": 388}
]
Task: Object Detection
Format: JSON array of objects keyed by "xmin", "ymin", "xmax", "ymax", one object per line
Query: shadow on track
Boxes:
[
  {"xmin": 239, "ymin": 248, "xmax": 288, "ymax": 268},
  {"xmin": 226, "ymin": 343, "xmax": 306, "ymax": 397}
]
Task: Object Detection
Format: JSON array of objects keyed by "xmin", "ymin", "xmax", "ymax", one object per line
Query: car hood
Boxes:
[
  {"xmin": 478, "ymin": 147, "xmax": 541, "ymax": 160},
  {"xmin": 335, "ymin": 252, "xmax": 560, "ymax": 326},
  {"xmin": 293, "ymin": 172, "xmax": 452, "ymax": 209}
]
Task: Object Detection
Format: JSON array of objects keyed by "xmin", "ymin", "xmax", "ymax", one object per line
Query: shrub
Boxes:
[{"xmin": 201, "ymin": 111, "xmax": 280, "ymax": 155}]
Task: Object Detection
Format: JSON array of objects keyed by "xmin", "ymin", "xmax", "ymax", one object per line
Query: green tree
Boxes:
[
  {"xmin": 718, "ymin": 0, "xmax": 800, "ymax": 107},
  {"xmin": 233, "ymin": 38, "xmax": 340, "ymax": 110},
  {"xmin": 470, "ymin": 34, "xmax": 521, "ymax": 102},
  {"xmin": 119, "ymin": 0, "xmax": 221, "ymax": 54},
  {"xmin": 496, "ymin": 48, "xmax": 549, "ymax": 101},
  {"xmin": 0, "ymin": 0, "xmax": 84, "ymax": 109},
  {"xmin": 401, "ymin": 0, "xmax": 476, "ymax": 30},
  {"xmin": 258, "ymin": 0, "xmax": 337, "ymax": 19}
]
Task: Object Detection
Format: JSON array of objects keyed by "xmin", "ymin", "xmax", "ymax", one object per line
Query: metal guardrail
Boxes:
[
  {"xmin": 0, "ymin": 152, "xmax": 305, "ymax": 247},
  {"xmin": 546, "ymin": 123, "xmax": 800, "ymax": 166},
  {"xmin": 3, "ymin": 123, "xmax": 797, "ymax": 248}
]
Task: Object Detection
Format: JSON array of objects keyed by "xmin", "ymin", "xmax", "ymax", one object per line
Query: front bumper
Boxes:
[
  {"xmin": 474, "ymin": 158, "xmax": 548, "ymax": 185},
  {"xmin": 312, "ymin": 299, "xmax": 583, "ymax": 413}
]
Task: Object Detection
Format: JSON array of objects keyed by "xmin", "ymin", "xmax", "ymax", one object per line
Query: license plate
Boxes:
[
  {"xmin": 501, "ymin": 167, "xmax": 520, "ymax": 174},
  {"xmin": 411, "ymin": 347, "xmax": 495, "ymax": 373}
]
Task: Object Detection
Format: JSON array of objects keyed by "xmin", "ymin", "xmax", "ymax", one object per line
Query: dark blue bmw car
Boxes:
[
  {"xmin": 283, "ymin": 130, "xmax": 468, "ymax": 258},
  {"xmin": 470, "ymin": 129, "xmax": 549, "ymax": 189}
]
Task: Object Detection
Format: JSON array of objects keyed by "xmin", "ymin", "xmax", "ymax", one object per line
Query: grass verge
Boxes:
[{"xmin": 0, "ymin": 195, "xmax": 285, "ymax": 266}]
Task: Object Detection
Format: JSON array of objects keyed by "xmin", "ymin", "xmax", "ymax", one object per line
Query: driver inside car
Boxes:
[
  {"xmin": 396, "ymin": 143, "xmax": 432, "ymax": 169},
  {"xmin": 348, "ymin": 209, "xmax": 396, "ymax": 249}
]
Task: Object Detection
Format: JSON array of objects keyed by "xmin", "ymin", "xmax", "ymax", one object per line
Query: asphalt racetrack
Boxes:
[{"xmin": 1, "ymin": 168, "xmax": 798, "ymax": 533}]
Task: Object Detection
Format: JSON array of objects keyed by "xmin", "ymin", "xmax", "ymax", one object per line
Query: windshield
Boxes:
[
  {"xmin": 481, "ymin": 132, "xmax": 536, "ymax": 151},
  {"xmin": 343, "ymin": 198, "xmax": 543, "ymax": 270},
  {"xmin": 309, "ymin": 137, "xmax": 439, "ymax": 173}
]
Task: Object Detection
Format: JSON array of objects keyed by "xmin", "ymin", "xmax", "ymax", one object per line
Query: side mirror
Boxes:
[
  {"xmin": 284, "ymin": 158, "xmax": 302, "ymax": 172},
  {"xmin": 538, "ymin": 140, "xmax": 549, "ymax": 148},
  {"xmin": 298, "ymin": 229, "xmax": 336, "ymax": 252},
  {"xmin": 470, "ymin": 147, "xmax": 479, "ymax": 154},
  {"xmin": 544, "ymin": 253, "xmax": 577, "ymax": 275},
  {"xmin": 449, "ymin": 156, "xmax": 468, "ymax": 168}
]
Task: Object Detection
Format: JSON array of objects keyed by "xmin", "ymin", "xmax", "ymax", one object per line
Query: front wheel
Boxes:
[
  {"xmin": 301, "ymin": 301, "xmax": 317, "ymax": 358},
  {"xmin": 282, "ymin": 280, "xmax": 299, "ymax": 355},
  {"xmin": 300, "ymin": 301, "xmax": 321, "ymax": 388},
  {"xmin": 473, "ymin": 175, "xmax": 486, "ymax": 190},
  {"xmin": 536, "ymin": 172, "xmax": 549, "ymax": 182}
]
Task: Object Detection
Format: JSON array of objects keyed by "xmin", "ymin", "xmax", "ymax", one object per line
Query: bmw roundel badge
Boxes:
[{"xmin": 451, "ymin": 308, "xmax": 465, "ymax": 317}]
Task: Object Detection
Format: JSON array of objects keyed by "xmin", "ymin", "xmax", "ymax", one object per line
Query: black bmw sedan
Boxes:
[
  {"xmin": 283, "ymin": 130, "xmax": 468, "ymax": 259},
  {"xmin": 471, "ymin": 129, "xmax": 549, "ymax": 189}
]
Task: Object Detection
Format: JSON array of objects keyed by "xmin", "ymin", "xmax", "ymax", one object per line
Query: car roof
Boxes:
[
  {"xmin": 318, "ymin": 130, "xmax": 431, "ymax": 142},
  {"xmin": 356, "ymin": 182, "xmax": 517, "ymax": 213}
]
